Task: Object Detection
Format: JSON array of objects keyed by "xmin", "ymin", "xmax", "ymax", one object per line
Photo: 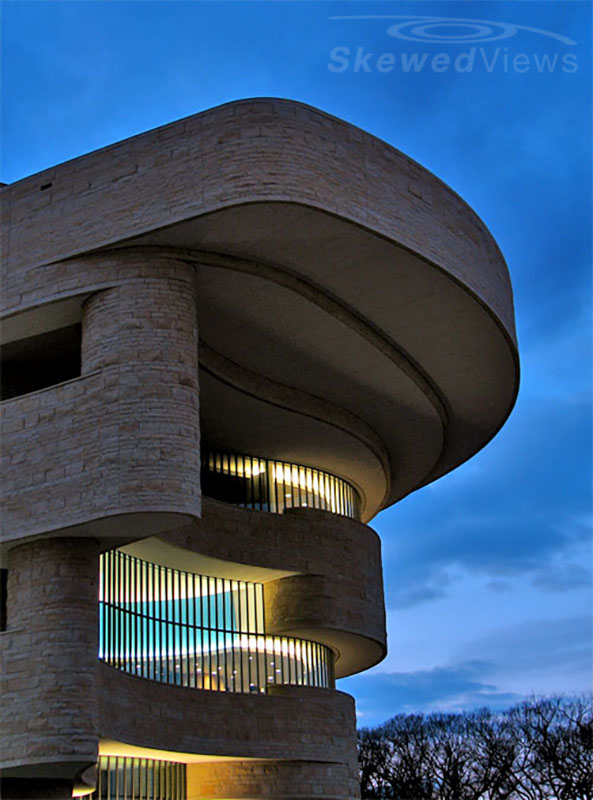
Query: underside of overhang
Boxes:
[{"xmin": 119, "ymin": 199, "xmax": 518, "ymax": 515}]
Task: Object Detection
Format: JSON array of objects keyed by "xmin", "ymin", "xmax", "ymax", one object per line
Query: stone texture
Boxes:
[
  {"xmin": 187, "ymin": 760, "xmax": 360, "ymax": 800},
  {"xmin": 0, "ymin": 98, "xmax": 519, "ymax": 799},
  {"xmin": 1, "ymin": 250, "xmax": 200, "ymax": 543},
  {"xmin": 99, "ymin": 665, "xmax": 358, "ymax": 766},
  {"xmin": 0, "ymin": 538, "xmax": 99, "ymax": 775},
  {"xmin": 1, "ymin": 101, "xmax": 520, "ymax": 518},
  {"xmin": 1, "ymin": 99, "xmax": 515, "ymax": 345},
  {"xmin": 162, "ymin": 502, "xmax": 387, "ymax": 677}
]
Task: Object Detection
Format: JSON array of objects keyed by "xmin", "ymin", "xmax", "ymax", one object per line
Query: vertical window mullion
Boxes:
[
  {"xmin": 163, "ymin": 566, "xmax": 170, "ymax": 683},
  {"xmin": 183, "ymin": 569, "xmax": 189, "ymax": 687},
  {"xmin": 224, "ymin": 578, "xmax": 230, "ymax": 691},
  {"xmin": 153, "ymin": 563, "xmax": 159, "ymax": 682},
  {"xmin": 209, "ymin": 578, "xmax": 220, "ymax": 690},
  {"xmin": 143, "ymin": 559, "xmax": 148, "ymax": 679},
  {"xmin": 111, "ymin": 553, "xmax": 115, "ymax": 669},
  {"xmin": 202, "ymin": 575, "xmax": 208, "ymax": 690},
  {"xmin": 230, "ymin": 581, "xmax": 236, "ymax": 692},
  {"xmin": 135, "ymin": 556, "xmax": 140, "ymax": 678},
  {"xmin": 104, "ymin": 554, "xmax": 110, "ymax": 666},
  {"xmin": 315, "ymin": 642, "xmax": 320, "ymax": 686},
  {"xmin": 138, "ymin": 558, "xmax": 143, "ymax": 678},
  {"xmin": 124, "ymin": 556, "xmax": 129, "ymax": 675},
  {"xmin": 257, "ymin": 583, "xmax": 264, "ymax": 635},
  {"xmin": 159, "ymin": 564, "xmax": 165, "ymax": 683},
  {"xmin": 175, "ymin": 570, "xmax": 181, "ymax": 685},
  {"xmin": 128, "ymin": 556, "xmax": 133, "ymax": 675},
  {"xmin": 117, "ymin": 553, "xmax": 122, "ymax": 671},
  {"xmin": 169, "ymin": 570, "xmax": 175, "ymax": 685},
  {"xmin": 112, "ymin": 553, "xmax": 117, "ymax": 671},
  {"xmin": 287, "ymin": 638, "xmax": 293, "ymax": 685},
  {"xmin": 193, "ymin": 573, "xmax": 199, "ymax": 689},
  {"xmin": 99, "ymin": 554, "xmax": 105, "ymax": 664},
  {"xmin": 150, "ymin": 561, "xmax": 156, "ymax": 682}
]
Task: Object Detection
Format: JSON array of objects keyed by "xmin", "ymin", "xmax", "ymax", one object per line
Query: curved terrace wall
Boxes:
[
  {"xmin": 1, "ymin": 98, "xmax": 516, "ymax": 346},
  {"xmin": 160, "ymin": 500, "xmax": 386, "ymax": 676},
  {"xmin": 1, "ymin": 252, "xmax": 200, "ymax": 544},
  {"xmin": 99, "ymin": 666, "xmax": 358, "ymax": 765}
]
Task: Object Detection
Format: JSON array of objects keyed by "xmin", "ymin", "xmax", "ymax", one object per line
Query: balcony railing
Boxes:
[
  {"xmin": 91, "ymin": 756, "xmax": 186, "ymax": 800},
  {"xmin": 201, "ymin": 446, "xmax": 361, "ymax": 519},
  {"xmin": 99, "ymin": 550, "xmax": 334, "ymax": 693}
]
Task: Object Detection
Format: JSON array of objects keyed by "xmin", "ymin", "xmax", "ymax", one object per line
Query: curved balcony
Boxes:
[
  {"xmin": 99, "ymin": 550, "xmax": 334, "ymax": 693},
  {"xmin": 201, "ymin": 445, "xmax": 361, "ymax": 519}
]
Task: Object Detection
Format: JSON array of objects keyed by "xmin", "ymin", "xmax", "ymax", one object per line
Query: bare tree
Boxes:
[
  {"xmin": 507, "ymin": 696, "xmax": 593, "ymax": 800},
  {"xmin": 358, "ymin": 696, "xmax": 592, "ymax": 800},
  {"xmin": 470, "ymin": 709, "xmax": 516, "ymax": 800},
  {"xmin": 382, "ymin": 714, "xmax": 434, "ymax": 799},
  {"xmin": 359, "ymin": 727, "xmax": 396, "ymax": 798}
]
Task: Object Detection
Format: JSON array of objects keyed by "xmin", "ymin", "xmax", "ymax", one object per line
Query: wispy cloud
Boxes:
[
  {"xmin": 340, "ymin": 615, "xmax": 591, "ymax": 727},
  {"xmin": 377, "ymin": 384, "xmax": 592, "ymax": 610},
  {"xmin": 453, "ymin": 615, "xmax": 593, "ymax": 679},
  {"xmin": 340, "ymin": 661, "xmax": 521, "ymax": 728}
]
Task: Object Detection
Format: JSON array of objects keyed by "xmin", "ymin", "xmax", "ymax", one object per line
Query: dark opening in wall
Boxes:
[
  {"xmin": 0, "ymin": 569, "xmax": 7, "ymax": 631},
  {"xmin": 1, "ymin": 323, "xmax": 82, "ymax": 401}
]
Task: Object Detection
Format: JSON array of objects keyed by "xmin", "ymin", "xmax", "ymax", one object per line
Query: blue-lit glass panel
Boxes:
[{"xmin": 98, "ymin": 550, "xmax": 334, "ymax": 693}]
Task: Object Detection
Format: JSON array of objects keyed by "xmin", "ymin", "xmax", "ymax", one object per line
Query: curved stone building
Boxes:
[{"xmin": 0, "ymin": 98, "xmax": 519, "ymax": 799}]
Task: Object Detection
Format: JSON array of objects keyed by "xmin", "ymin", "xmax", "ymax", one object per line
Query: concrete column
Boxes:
[{"xmin": 0, "ymin": 538, "xmax": 99, "ymax": 792}]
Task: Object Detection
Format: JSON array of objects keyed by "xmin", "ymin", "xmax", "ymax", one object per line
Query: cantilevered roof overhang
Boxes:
[{"xmin": 1, "ymin": 98, "xmax": 519, "ymax": 522}]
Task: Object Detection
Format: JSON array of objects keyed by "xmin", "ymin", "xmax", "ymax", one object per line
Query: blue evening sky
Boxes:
[{"xmin": 2, "ymin": 0, "xmax": 591, "ymax": 727}]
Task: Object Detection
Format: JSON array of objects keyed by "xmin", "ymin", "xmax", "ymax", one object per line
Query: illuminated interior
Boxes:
[
  {"xmin": 201, "ymin": 446, "xmax": 361, "ymax": 519},
  {"xmin": 99, "ymin": 550, "xmax": 334, "ymax": 693},
  {"xmin": 89, "ymin": 756, "xmax": 186, "ymax": 800}
]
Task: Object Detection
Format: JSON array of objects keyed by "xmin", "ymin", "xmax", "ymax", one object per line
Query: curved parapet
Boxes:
[
  {"xmin": 155, "ymin": 499, "xmax": 387, "ymax": 677},
  {"xmin": 99, "ymin": 666, "xmax": 358, "ymax": 766},
  {"xmin": 187, "ymin": 760, "xmax": 360, "ymax": 800},
  {"xmin": 264, "ymin": 574, "xmax": 384, "ymax": 678}
]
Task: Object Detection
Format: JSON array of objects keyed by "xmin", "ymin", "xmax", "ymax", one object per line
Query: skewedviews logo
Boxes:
[{"xmin": 328, "ymin": 14, "xmax": 578, "ymax": 74}]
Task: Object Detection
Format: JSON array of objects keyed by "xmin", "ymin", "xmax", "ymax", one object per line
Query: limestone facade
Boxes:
[{"xmin": 0, "ymin": 99, "xmax": 518, "ymax": 799}]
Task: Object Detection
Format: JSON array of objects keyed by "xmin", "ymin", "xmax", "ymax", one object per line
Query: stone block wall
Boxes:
[
  {"xmin": 1, "ymin": 250, "xmax": 201, "ymax": 543},
  {"xmin": 99, "ymin": 666, "xmax": 358, "ymax": 768},
  {"xmin": 1, "ymin": 100, "xmax": 515, "ymax": 344},
  {"xmin": 163, "ymin": 502, "xmax": 386, "ymax": 676},
  {"xmin": 0, "ymin": 539, "xmax": 99, "ymax": 780},
  {"xmin": 187, "ymin": 760, "xmax": 361, "ymax": 800}
]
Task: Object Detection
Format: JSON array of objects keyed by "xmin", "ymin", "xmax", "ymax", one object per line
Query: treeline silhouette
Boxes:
[{"xmin": 358, "ymin": 695, "xmax": 592, "ymax": 799}]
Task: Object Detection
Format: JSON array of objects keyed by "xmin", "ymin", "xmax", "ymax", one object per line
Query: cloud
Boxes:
[
  {"xmin": 339, "ymin": 661, "xmax": 521, "ymax": 728},
  {"xmin": 532, "ymin": 561, "xmax": 592, "ymax": 593},
  {"xmin": 340, "ymin": 615, "xmax": 592, "ymax": 728},
  {"xmin": 486, "ymin": 580, "xmax": 513, "ymax": 594},
  {"xmin": 453, "ymin": 615, "xmax": 593, "ymax": 679},
  {"xmin": 376, "ymin": 386, "xmax": 592, "ymax": 609}
]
